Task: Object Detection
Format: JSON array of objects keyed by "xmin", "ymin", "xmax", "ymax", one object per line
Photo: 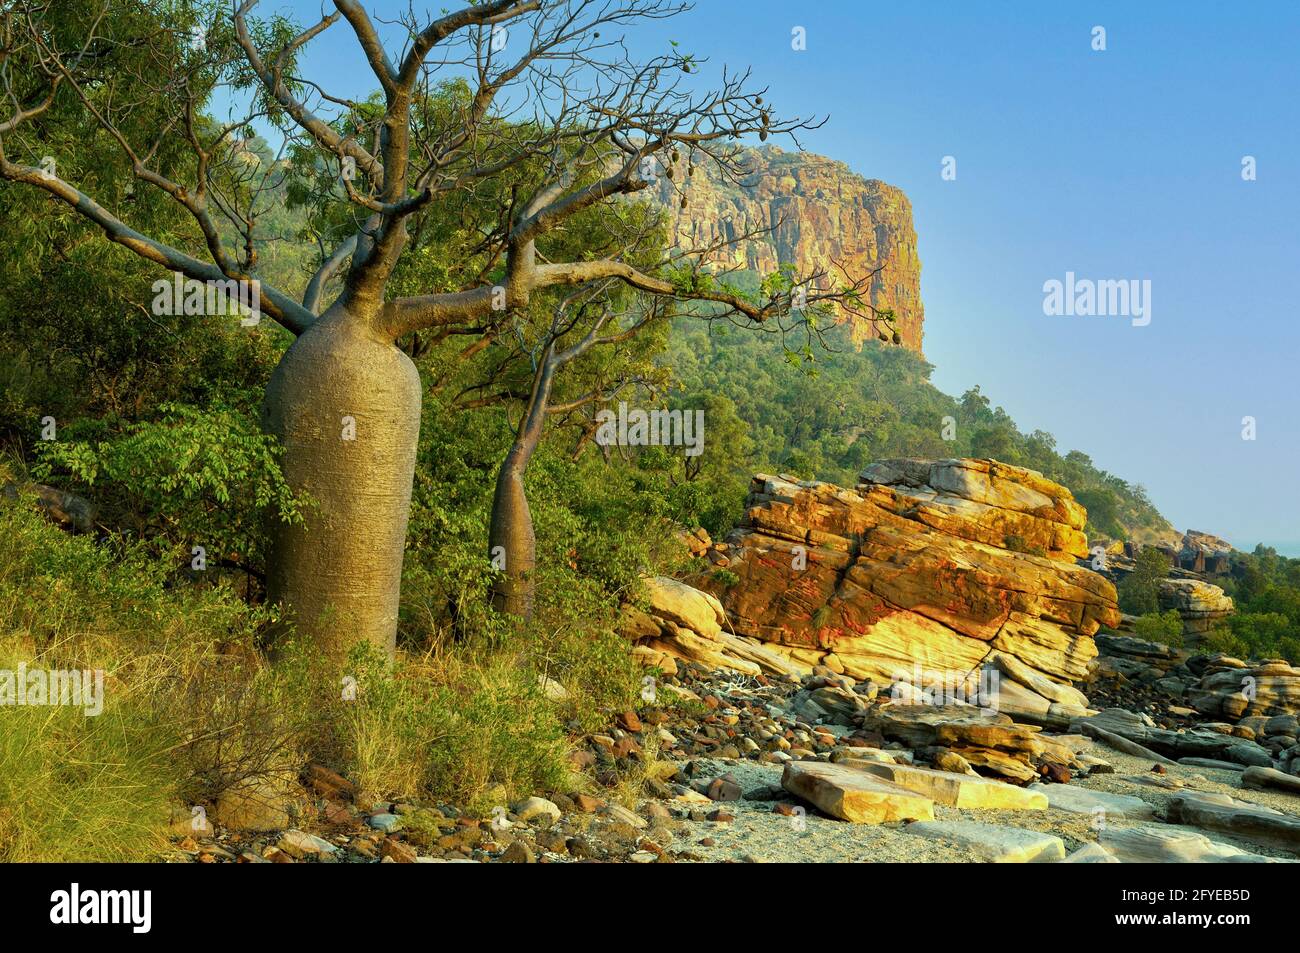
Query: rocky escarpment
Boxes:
[
  {"xmin": 651, "ymin": 145, "xmax": 925, "ymax": 352},
  {"xmin": 686, "ymin": 459, "xmax": 1120, "ymax": 723}
]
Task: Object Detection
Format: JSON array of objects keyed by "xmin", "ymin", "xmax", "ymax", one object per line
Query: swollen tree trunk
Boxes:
[
  {"xmin": 262, "ymin": 306, "xmax": 422, "ymax": 658},
  {"xmin": 488, "ymin": 355, "xmax": 556, "ymax": 618}
]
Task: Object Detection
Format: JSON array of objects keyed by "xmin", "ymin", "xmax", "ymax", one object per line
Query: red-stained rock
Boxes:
[{"xmin": 696, "ymin": 460, "xmax": 1120, "ymax": 696}]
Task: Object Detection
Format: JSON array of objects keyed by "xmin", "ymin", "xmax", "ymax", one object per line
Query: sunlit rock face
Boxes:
[
  {"xmin": 651, "ymin": 144, "xmax": 925, "ymax": 353},
  {"xmin": 698, "ymin": 459, "xmax": 1122, "ymax": 702}
]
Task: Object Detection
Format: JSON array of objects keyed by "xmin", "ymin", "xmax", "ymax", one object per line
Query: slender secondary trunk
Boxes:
[
  {"xmin": 488, "ymin": 355, "xmax": 556, "ymax": 618},
  {"xmin": 262, "ymin": 306, "xmax": 422, "ymax": 657}
]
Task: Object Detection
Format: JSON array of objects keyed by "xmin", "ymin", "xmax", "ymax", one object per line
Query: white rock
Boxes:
[
  {"xmin": 1027, "ymin": 783, "xmax": 1154, "ymax": 820},
  {"xmin": 537, "ymin": 674, "xmax": 570, "ymax": 702},
  {"xmin": 513, "ymin": 796, "xmax": 562, "ymax": 824},
  {"xmin": 1100, "ymin": 825, "xmax": 1282, "ymax": 863},
  {"xmin": 277, "ymin": 829, "xmax": 337, "ymax": 859},
  {"xmin": 906, "ymin": 821, "xmax": 1065, "ymax": 863},
  {"xmin": 1166, "ymin": 791, "xmax": 1300, "ymax": 850},
  {"xmin": 1059, "ymin": 842, "xmax": 1119, "ymax": 863},
  {"xmin": 603, "ymin": 803, "xmax": 647, "ymax": 829}
]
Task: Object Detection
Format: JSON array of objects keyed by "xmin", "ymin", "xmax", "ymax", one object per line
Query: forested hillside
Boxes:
[{"xmin": 664, "ymin": 316, "xmax": 1177, "ymax": 545}]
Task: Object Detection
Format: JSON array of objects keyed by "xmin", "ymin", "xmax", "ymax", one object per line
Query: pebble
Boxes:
[
  {"xmin": 277, "ymin": 829, "xmax": 338, "ymax": 859},
  {"xmin": 513, "ymin": 796, "xmax": 562, "ymax": 824}
]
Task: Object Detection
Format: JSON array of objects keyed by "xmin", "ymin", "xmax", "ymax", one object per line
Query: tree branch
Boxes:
[
  {"xmin": 303, "ymin": 233, "xmax": 358, "ymax": 315},
  {"xmin": 0, "ymin": 152, "xmax": 314, "ymax": 334}
]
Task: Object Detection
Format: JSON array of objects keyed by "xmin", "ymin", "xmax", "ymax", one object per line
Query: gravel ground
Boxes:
[{"xmin": 672, "ymin": 738, "xmax": 1300, "ymax": 863}]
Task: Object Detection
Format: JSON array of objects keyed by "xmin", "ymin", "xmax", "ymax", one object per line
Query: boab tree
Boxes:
[{"xmin": 0, "ymin": 0, "xmax": 896, "ymax": 656}]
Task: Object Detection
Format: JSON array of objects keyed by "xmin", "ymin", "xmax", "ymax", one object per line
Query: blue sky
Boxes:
[{"xmin": 237, "ymin": 1, "xmax": 1300, "ymax": 550}]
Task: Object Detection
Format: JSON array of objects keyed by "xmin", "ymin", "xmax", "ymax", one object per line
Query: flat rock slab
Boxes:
[
  {"xmin": 852, "ymin": 762, "xmax": 1048, "ymax": 810},
  {"xmin": 1224, "ymin": 742, "xmax": 1274, "ymax": 767},
  {"xmin": 781, "ymin": 761, "xmax": 934, "ymax": 824},
  {"xmin": 1027, "ymin": 783, "xmax": 1154, "ymax": 820},
  {"xmin": 864, "ymin": 705, "xmax": 1043, "ymax": 757},
  {"xmin": 1178, "ymin": 757, "xmax": 1245, "ymax": 772},
  {"xmin": 1242, "ymin": 766, "xmax": 1300, "ymax": 796},
  {"xmin": 906, "ymin": 821, "xmax": 1065, "ymax": 863},
  {"xmin": 1166, "ymin": 791, "xmax": 1300, "ymax": 850},
  {"xmin": 1059, "ymin": 842, "xmax": 1119, "ymax": 863},
  {"xmin": 1078, "ymin": 721, "xmax": 1178, "ymax": 766},
  {"xmin": 1100, "ymin": 825, "xmax": 1281, "ymax": 863}
]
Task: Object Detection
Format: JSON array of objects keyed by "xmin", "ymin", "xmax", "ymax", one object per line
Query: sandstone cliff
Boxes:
[{"xmin": 651, "ymin": 145, "xmax": 925, "ymax": 352}]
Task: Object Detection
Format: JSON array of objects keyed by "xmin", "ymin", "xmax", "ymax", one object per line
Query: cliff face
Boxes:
[{"xmin": 651, "ymin": 145, "xmax": 925, "ymax": 352}]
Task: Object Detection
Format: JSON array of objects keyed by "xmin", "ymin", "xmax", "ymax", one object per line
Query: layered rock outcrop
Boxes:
[
  {"xmin": 1188, "ymin": 658, "xmax": 1300, "ymax": 722},
  {"xmin": 651, "ymin": 145, "xmax": 925, "ymax": 352},
  {"xmin": 1085, "ymin": 635, "xmax": 1300, "ymax": 774},
  {"xmin": 1158, "ymin": 578, "xmax": 1234, "ymax": 641},
  {"xmin": 622, "ymin": 575, "xmax": 805, "ymax": 679},
  {"xmin": 695, "ymin": 459, "xmax": 1121, "ymax": 719}
]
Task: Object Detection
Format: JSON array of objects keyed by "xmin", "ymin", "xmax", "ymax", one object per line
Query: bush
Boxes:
[
  {"xmin": 1132, "ymin": 609, "xmax": 1184, "ymax": 648},
  {"xmin": 281, "ymin": 639, "xmax": 574, "ymax": 810},
  {"xmin": 0, "ymin": 487, "xmax": 289, "ymax": 861},
  {"xmin": 1211, "ymin": 612, "xmax": 1300, "ymax": 664},
  {"xmin": 32, "ymin": 402, "xmax": 304, "ymax": 578},
  {"xmin": 1201, "ymin": 627, "xmax": 1250, "ymax": 660}
]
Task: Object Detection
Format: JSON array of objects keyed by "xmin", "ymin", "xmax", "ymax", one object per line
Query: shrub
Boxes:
[
  {"xmin": 0, "ymin": 487, "xmax": 288, "ymax": 861},
  {"xmin": 710, "ymin": 568, "xmax": 741, "ymax": 589},
  {"xmin": 0, "ymin": 479, "xmax": 641, "ymax": 858},
  {"xmin": 1211, "ymin": 612, "xmax": 1300, "ymax": 664},
  {"xmin": 1132, "ymin": 609, "xmax": 1184, "ymax": 648},
  {"xmin": 1118, "ymin": 547, "xmax": 1168, "ymax": 615},
  {"xmin": 1202, "ymin": 627, "xmax": 1250, "ymax": 660},
  {"xmin": 32, "ymin": 402, "xmax": 305, "ymax": 578}
]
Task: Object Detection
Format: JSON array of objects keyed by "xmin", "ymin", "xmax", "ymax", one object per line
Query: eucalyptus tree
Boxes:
[{"xmin": 1, "ymin": 0, "xmax": 894, "ymax": 656}]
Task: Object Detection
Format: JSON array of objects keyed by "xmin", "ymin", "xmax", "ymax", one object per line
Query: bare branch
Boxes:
[
  {"xmin": 332, "ymin": 1, "xmax": 397, "ymax": 98},
  {"xmin": 232, "ymin": 1, "xmax": 383, "ymax": 183}
]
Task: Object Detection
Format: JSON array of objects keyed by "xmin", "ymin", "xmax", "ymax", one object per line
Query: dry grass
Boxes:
[{"xmin": 0, "ymin": 475, "xmax": 640, "ymax": 860}]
